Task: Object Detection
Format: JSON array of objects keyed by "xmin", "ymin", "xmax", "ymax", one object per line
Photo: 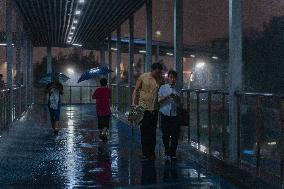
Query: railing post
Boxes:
[
  {"xmin": 80, "ymin": 86, "xmax": 82, "ymax": 104},
  {"xmin": 222, "ymin": 93, "xmax": 227, "ymax": 160},
  {"xmin": 255, "ymin": 96, "xmax": 262, "ymax": 176},
  {"xmin": 196, "ymin": 91, "xmax": 200, "ymax": 149},
  {"xmin": 0, "ymin": 92, "xmax": 2, "ymax": 128},
  {"xmin": 187, "ymin": 91, "xmax": 191, "ymax": 143},
  {"xmin": 280, "ymin": 98, "xmax": 284, "ymax": 185},
  {"xmin": 236, "ymin": 93, "xmax": 241, "ymax": 166},
  {"xmin": 208, "ymin": 91, "xmax": 212, "ymax": 155},
  {"xmin": 69, "ymin": 86, "xmax": 72, "ymax": 106}
]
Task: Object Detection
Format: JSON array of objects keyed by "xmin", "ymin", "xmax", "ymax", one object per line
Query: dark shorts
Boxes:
[
  {"xmin": 97, "ymin": 115, "xmax": 110, "ymax": 130},
  {"xmin": 49, "ymin": 108, "xmax": 60, "ymax": 121}
]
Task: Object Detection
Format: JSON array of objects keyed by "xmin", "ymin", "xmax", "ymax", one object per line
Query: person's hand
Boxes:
[{"xmin": 170, "ymin": 93, "xmax": 176, "ymax": 98}]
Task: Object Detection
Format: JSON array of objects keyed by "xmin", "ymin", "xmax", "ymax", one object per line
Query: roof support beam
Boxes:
[
  {"xmin": 174, "ymin": 0, "xmax": 183, "ymax": 90},
  {"xmin": 128, "ymin": 15, "xmax": 134, "ymax": 108},
  {"xmin": 145, "ymin": 0, "xmax": 152, "ymax": 72},
  {"xmin": 47, "ymin": 46, "xmax": 52, "ymax": 73},
  {"xmin": 115, "ymin": 27, "xmax": 121, "ymax": 108},
  {"xmin": 6, "ymin": 0, "xmax": 13, "ymax": 124},
  {"xmin": 228, "ymin": 0, "xmax": 243, "ymax": 162},
  {"xmin": 108, "ymin": 34, "xmax": 112, "ymax": 86}
]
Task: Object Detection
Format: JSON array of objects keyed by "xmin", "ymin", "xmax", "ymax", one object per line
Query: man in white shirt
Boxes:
[{"xmin": 158, "ymin": 70, "xmax": 180, "ymax": 160}]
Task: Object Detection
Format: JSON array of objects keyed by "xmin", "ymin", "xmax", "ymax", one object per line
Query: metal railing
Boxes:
[
  {"xmin": 180, "ymin": 89, "xmax": 284, "ymax": 183},
  {"xmin": 34, "ymin": 85, "xmax": 99, "ymax": 105},
  {"xmin": 110, "ymin": 84, "xmax": 134, "ymax": 113},
  {"xmin": 0, "ymin": 85, "xmax": 27, "ymax": 129},
  {"xmin": 8, "ymin": 84, "xmax": 284, "ymax": 184}
]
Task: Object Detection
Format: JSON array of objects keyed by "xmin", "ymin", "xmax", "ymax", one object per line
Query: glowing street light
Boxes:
[
  {"xmin": 196, "ymin": 61, "xmax": 205, "ymax": 69},
  {"xmin": 67, "ymin": 68, "xmax": 74, "ymax": 74},
  {"xmin": 156, "ymin": 30, "xmax": 161, "ymax": 38}
]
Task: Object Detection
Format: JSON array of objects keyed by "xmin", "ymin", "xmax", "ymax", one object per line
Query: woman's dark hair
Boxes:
[
  {"xmin": 100, "ymin": 78, "xmax": 108, "ymax": 86},
  {"xmin": 151, "ymin": 62, "xmax": 163, "ymax": 71},
  {"xmin": 167, "ymin": 70, "xmax": 177, "ymax": 78}
]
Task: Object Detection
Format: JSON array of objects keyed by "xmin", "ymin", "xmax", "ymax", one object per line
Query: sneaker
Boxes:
[{"xmin": 170, "ymin": 151, "xmax": 177, "ymax": 161}]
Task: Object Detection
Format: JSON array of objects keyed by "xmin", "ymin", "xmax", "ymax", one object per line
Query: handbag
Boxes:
[
  {"xmin": 177, "ymin": 107, "xmax": 189, "ymax": 126},
  {"xmin": 127, "ymin": 106, "xmax": 144, "ymax": 125}
]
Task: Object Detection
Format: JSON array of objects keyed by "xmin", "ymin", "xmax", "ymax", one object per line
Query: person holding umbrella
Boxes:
[{"xmin": 45, "ymin": 75, "xmax": 64, "ymax": 134}]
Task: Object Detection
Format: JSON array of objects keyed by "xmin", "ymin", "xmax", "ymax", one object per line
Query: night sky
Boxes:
[{"xmin": 1, "ymin": 0, "xmax": 284, "ymax": 63}]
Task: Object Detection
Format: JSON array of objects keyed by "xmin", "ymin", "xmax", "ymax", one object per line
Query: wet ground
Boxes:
[{"xmin": 0, "ymin": 105, "xmax": 240, "ymax": 188}]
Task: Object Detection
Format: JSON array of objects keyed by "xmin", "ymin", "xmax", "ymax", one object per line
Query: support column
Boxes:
[
  {"xmin": 23, "ymin": 34, "xmax": 28, "ymax": 108},
  {"xmin": 100, "ymin": 46, "xmax": 105, "ymax": 66},
  {"xmin": 27, "ymin": 40, "xmax": 31, "ymax": 105},
  {"xmin": 155, "ymin": 44, "xmax": 160, "ymax": 62},
  {"xmin": 15, "ymin": 32, "xmax": 22, "ymax": 116},
  {"xmin": 47, "ymin": 46, "xmax": 52, "ymax": 73},
  {"xmin": 128, "ymin": 15, "xmax": 134, "ymax": 108},
  {"xmin": 116, "ymin": 27, "xmax": 121, "ymax": 107},
  {"xmin": 228, "ymin": 0, "xmax": 243, "ymax": 161},
  {"xmin": 6, "ymin": 0, "xmax": 13, "ymax": 124},
  {"xmin": 146, "ymin": 0, "xmax": 152, "ymax": 72},
  {"xmin": 174, "ymin": 0, "xmax": 183, "ymax": 90},
  {"xmin": 30, "ymin": 42, "xmax": 34, "ymax": 104},
  {"xmin": 108, "ymin": 34, "xmax": 112, "ymax": 86}
]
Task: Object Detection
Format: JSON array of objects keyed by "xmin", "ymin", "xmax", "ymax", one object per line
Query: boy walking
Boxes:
[
  {"xmin": 158, "ymin": 70, "xmax": 180, "ymax": 160},
  {"xmin": 93, "ymin": 78, "xmax": 112, "ymax": 142}
]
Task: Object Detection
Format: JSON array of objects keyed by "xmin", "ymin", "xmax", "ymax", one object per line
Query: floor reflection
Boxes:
[{"xmin": 0, "ymin": 105, "xmax": 240, "ymax": 188}]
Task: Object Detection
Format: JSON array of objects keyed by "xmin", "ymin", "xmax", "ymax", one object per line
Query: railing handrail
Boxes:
[
  {"xmin": 181, "ymin": 88, "xmax": 284, "ymax": 98},
  {"xmin": 235, "ymin": 91, "xmax": 284, "ymax": 98},
  {"xmin": 62, "ymin": 85, "xmax": 99, "ymax": 88},
  {"xmin": 181, "ymin": 88, "xmax": 228, "ymax": 94}
]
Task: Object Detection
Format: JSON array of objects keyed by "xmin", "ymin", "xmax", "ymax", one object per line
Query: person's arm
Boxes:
[
  {"xmin": 45, "ymin": 83, "xmax": 51, "ymax": 94},
  {"xmin": 171, "ymin": 92, "xmax": 181, "ymax": 104},
  {"xmin": 158, "ymin": 86, "xmax": 170, "ymax": 104},
  {"xmin": 92, "ymin": 89, "xmax": 97, "ymax": 99},
  {"xmin": 132, "ymin": 79, "xmax": 142, "ymax": 106},
  {"xmin": 59, "ymin": 84, "xmax": 64, "ymax": 95}
]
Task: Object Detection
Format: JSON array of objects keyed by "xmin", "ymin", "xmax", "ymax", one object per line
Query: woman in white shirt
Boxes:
[{"xmin": 158, "ymin": 70, "xmax": 180, "ymax": 160}]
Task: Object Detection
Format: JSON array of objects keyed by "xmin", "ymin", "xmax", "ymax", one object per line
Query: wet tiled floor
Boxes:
[{"xmin": 0, "ymin": 105, "xmax": 240, "ymax": 188}]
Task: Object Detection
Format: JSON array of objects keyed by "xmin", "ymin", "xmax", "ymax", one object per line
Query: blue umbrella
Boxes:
[
  {"xmin": 39, "ymin": 73, "xmax": 70, "ymax": 84},
  {"xmin": 77, "ymin": 66, "xmax": 113, "ymax": 83}
]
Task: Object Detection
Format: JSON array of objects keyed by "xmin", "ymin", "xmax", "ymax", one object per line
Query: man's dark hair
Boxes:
[
  {"xmin": 168, "ymin": 70, "xmax": 177, "ymax": 78},
  {"xmin": 0, "ymin": 74, "xmax": 3, "ymax": 77},
  {"xmin": 151, "ymin": 62, "xmax": 163, "ymax": 71},
  {"xmin": 100, "ymin": 78, "xmax": 108, "ymax": 86}
]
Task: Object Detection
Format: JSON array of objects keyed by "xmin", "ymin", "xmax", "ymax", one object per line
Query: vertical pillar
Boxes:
[
  {"xmin": 6, "ymin": 0, "xmax": 13, "ymax": 123},
  {"xmin": 174, "ymin": 0, "xmax": 183, "ymax": 90},
  {"xmin": 228, "ymin": 0, "xmax": 243, "ymax": 161},
  {"xmin": 128, "ymin": 15, "xmax": 134, "ymax": 108},
  {"xmin": 146, "ymin": 0, "xmax": 152, "ymax": 72},
  {"xmin": 16, "ymin": 32, "xmax": 22, "ymax": 116},
  {"xmin": 155, "ymin": 44, "xmax": 160, "ymax": 62},
  {"xmin": 30, "ymin": 42, "xmax": 34, "ymax": 104},
  {"xmin": 108, "ymin": 34, "xmax": 112, "ymax": 86},
  {"xmin": 116, "ymin": 27, "xmax": 121, "ymax": 107},
  {"xmin": 47, "ymin": 46, "xmax": 52, "ymax": 73},
  {"xmin": 26, "ymin": 40, "xmax": 31, "ymax": 105},
  {"xmin": 23, "ymin": 34, "xmax": 28, "ymax": 108},
  {"xmin": 100, "ymin": 46, "xmax": 105, "ymax": 66}
]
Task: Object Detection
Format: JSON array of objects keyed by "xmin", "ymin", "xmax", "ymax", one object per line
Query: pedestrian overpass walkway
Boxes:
[{"xmin": 0, "ymin": 104, "xmax": 249, "ymax": 188}]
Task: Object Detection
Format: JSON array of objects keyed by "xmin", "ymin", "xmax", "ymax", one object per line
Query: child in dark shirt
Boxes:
[{"xmin": 92, "ymin": 78, "xmax": 112, "ymax": 142}]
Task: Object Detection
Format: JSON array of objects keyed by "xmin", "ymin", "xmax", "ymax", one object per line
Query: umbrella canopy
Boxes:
[
  {"xmin": 77, "ymin": 66, "xmax": 113, "ymax": 83},
  {"xmin": 39, "ymin": 73, "xmax": 70, "ymax": 84}
]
